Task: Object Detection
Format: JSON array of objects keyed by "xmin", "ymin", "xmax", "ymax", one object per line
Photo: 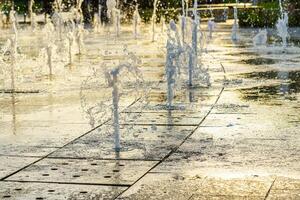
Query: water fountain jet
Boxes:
[
  {"xmin": 151, "ymin": 0, "xmax": 158, "ymax": 42},
  {"xmin": 133, "ymin": 4, "xmax": 141, "ymax": 39}
]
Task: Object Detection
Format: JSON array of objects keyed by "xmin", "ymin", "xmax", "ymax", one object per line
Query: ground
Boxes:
[{"xmin": 0, "ymin": 20, "xmax": 299, "ymax": 199}]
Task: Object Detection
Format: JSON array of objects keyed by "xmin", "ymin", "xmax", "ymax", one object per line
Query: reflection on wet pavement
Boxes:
[{"xmin": 0, "ymin": 19, "xmax": 299, "ymax": 199}]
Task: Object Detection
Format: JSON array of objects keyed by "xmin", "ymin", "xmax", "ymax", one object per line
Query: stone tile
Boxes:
[
  {"xmin": 267, "ymin": 189, "xmax": 300, "ymax": 200},
  {"xmin": 190, "ymin": 194, "xmax": 264, "ymax": 200},
  {"xmin": 0, "ymin": 156, "xmax": 38, "ymax": 179},
  {"xmin": 7, "ymin": 158, "xmax": 157, "ymax": 185},
  {"xmin": 50, "ymin": 125, "xmax": 195, "ymax": 160},
  {"xmin": 119, "ymin": 111, "xmax": 205, "ymax": 126},
  {"xmin": 195, "ymin": 177, "xmax": 272, "ymax": 197},
  {"xmin": 0, "ymin": 145, "xmax": 57, "ymax": 157},
  {"xmin": 272, "ymin": 177, "xmax": 300, "ymax": 190},
  {"xmin": 118, "ymin": 173, "xmax": 205, "ymax": 200},
  {"xmin": 0, "ymin": 181, "xmax": 125, "ymax": 200}
]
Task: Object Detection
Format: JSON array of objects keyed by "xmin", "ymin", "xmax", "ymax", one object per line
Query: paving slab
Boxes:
[
  {"xmin": 190, "ymin": 194, "xmax": 264, "ymax": 200},
  {"xmin": 117, "ymin": 173, "xmax": 205, "ymax": 200},
  {"xmin": 193, "ymin": 177, "xmax": 272, "ymax": 197},
  {"xmin": 267, "ymin": 189, "xmax": 300, "ymax": 200},
  {"xmin": 6, "ymin": 158, "xmax": 157, "ymax": 186},
  {"xmin": 0, "ymin": 181, "xmax": 125, "ymax": 200},
  {"xmin": 0, "ymin": 156, "xmax": 38, "ymax": 180},
  {"xmin": 272, "ymin": 177, "xmax": 300, "ymax": 190},
  {"xmin": 119, "ymin": 111, "xmax": 205, "ymax": 126},
  {"xmin": 118, "ymin": 172, "xmax": 272, "ymax": 200},
  {"xmin": 50, "ymin": 125, "xmax": 195, "ymax": 160}
]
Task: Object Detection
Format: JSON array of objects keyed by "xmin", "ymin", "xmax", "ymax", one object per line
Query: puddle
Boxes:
[
  {"xmin": 226, "ymin": 51, "xmax": 259, "ymax": 57},
  {"xmin": 239, "ymin": 70, "xmax": 300, "ymax": 81},
  {"xmin": 239, "ymin": 70, "xmax": 300, "ymax": 103},
  {"xmin": 241, "ymin": 58, "xmax": 277, "ymax": 65}
]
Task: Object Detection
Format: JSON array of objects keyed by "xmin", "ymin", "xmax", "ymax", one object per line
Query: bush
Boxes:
[{"xmin": 238, "ymin": 8, "xmax": 300, "ymax": 27}]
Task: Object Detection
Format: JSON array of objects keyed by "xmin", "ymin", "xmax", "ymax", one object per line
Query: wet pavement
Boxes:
[{"xmin": 0, "ymin": 20, "xmax": 300, "ymax": 199}]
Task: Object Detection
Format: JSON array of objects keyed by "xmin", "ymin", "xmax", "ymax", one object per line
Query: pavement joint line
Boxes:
[
  {"xmin": 119, "ymin": 123, "xmax": 199, "ymax": 126},
  {"xmin": 211, "ymin": 112, "xmax": 256, "ymax": 115},
  {"xmin": 44, "ymin": 156, "xmax": 161, "ymax": 162},
  {"xmin": 2, "ymin": 180, "xmax": 131, "ymax": 187},
  {"xmin": 0, "ymin": 155, "xmax": 44, "ymax": 158},
  {"xmin": 198, "ymin": 125, "xmax": 225, "ymax": 127},
  {"xmin": 114, "ymin": 60, "xmax": 227, "ymax": 199},
  {"xmin": 264, "ymin": 177, "xmax": 277, "ymax": 200},
  {"xmin": 0, "ymin": 97, "xmax": 142, "ymax": 182}
]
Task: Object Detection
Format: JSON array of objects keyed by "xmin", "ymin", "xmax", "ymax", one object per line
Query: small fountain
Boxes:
[
  {"xmin": 93, "ymin": 4, "xmax": 103, "ymax": 32},
  {"xmin": 231, "ymin": 5, "xmax": 239, "ymax": 41},
  {"xmin": 165, "ymin": 21, "xmax": 183, "ymax": 109},
  {"xmin": 40, "ymin": 19, "xmax": 57, "ymax": 78},
  {"xmin": 52, "ymin": 10, "xmax": 64, "ymax": 40},
  {"xmin": 188, "ymin": 0, "xmax": 199, "ymax": 86},
  {"xmin": 133, "ymin": 4, "xmax": 141, "ymax": 39},
  {"xmin": 45, "ymin": 44, "xmax": 54, "ymax": 78},
  {"xmin": 80, "ymin": 46, "xmax": 143, "ymax": 151},
  {"xmin": 75, "ymin": 0, "xmax": 84, "ymax": 24},
  {"xmin": 75, "ymin": 25, "xmax": 84, "ymax": 55},
  {"xmin": 2, "ymin": 27, "xmax": 18, "ymax": 92},
  {"xmin": 185, "ymin": 0, "xmax": 189, "ymax": 17},
  {"xmin": 151, "ymin": 0, "xmax": 158, "ymax": 42},
  {"xmin": 107, "ymin": 0, "xmax": 121, "ymax": 37},
  {"xmin": 207, "ymin": 19, "xmax": 216, "ymax": 39},
  {"xmin": 107, "ymin": 0, "xmax": 117, "ymax": 20},
  {"xmin": 10, "ymin": 10, "xmax": 18, "ymax": 42},
  {"xmin": 28, "ymin": 0, "xmax": 37, "ymax": 30},
  {"xmin": 180, "ymin": 0, "xmax": 187, "ymax": 43},
  {"xmin": 253, "ymin": 29, "xmax": 268, "ymax": 46},
  {"xmin": 276, "ymin": 0, "xmax": 289, "ymax": 48},
  {"xmin": 67, "ymin": 31, "xmax": 75, "ymax": 65},
  {"xmin": 114, "ymin": 8, "xmax": 121, "ymax": 37},
  {"xmin": 98, "ymin": 4, "xmax": 103, "ymax": 26}
]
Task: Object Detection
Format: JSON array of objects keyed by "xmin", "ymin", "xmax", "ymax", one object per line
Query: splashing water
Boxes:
[
  {"xmin": 28, "ymin": 0, "xmax": 36, "ymax": 30},
  {"xmin": 2, "ymin": 35, "xmax": 18, "ymax": 91},
  {"xmin": 67, "ymin": 31, "xmax": 75, "ymax": 64},
  {"xmin": 107, "ymin": 0, "xmax": 117, "ymax": 20},
  {"xmin": 75, "ymin": 24, "xmax": 84, "ymax": 55},
  {"xmin": 276, "ymin": 13, "xmax": 289, "ymax": 48},
  {"xmin": 180, "ymin": 0, "xmax": 186, "ymax": 43},
  {"xmin": 151, "ymin": 0, "xmax": 158, "ymax": 42},
  {"xmin": 75, "ymin": 0, "xmax": 84, "ymax": 24},
  {"xmin": 231, "ymin": 6, "xmax": 239, "ymax": 41},
  {"xmin": 114, "ymin": 8, "xmax": 121, "ymax": 37},
  {"xmin": 207, "ymin": 19, "xmax": 216, "ymax": 39},
  {"xmin": 253, "ymin": 29, "xmax": 268, "ymax": 46},
  {"xmin": 133, "ymin": 4, "xmax": 141, "ymax": 39},
  {"xmin": 189, "ymin": 0, "xmax": 199, "ymax": 86},
  {"xmin": 52, "ymin": 11, "xmax": 64, "ymax": 40},
  {"xmin": 165, "ymin": 20, "xmax": 184, "ymax": 108}
]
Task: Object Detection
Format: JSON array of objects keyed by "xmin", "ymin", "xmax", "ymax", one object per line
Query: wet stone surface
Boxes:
[
  {"xmin": 0, "ymin": 156, "xmax": 38, "ymax": 180},
  {"xmin": 0, "ymin": 181, "xmax": 125, "ymax": 200},
  {"xmin": 6, "ymin": 158, "xmax": 157, "ymax": 186},
  {"xmin": 1, "ymin": 18, "xmax": 300, "ymax": 199},
  {"xmin": 50, "ymin": 125, "xmax": 196, "ymax": 160}
]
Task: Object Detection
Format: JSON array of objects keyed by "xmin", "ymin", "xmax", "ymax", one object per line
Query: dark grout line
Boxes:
[
  {"xmin": 115, "ymin": 87, "xmax": 225, "ymax": 199},
  {"xmin": 2, "ymin": 179, "xmax": 131, "ymax": 187},
  {"xmin": 45, "ymin": 156, "xmax": 161, "ymax": 162},
  {"xmin": 0, "ymin": 98, "xmax": 141, "ymax": 182},
  {"xmin": 114, "ymin": 58, "xmax": 227, "ymax": 199},
  {"xmin": 264, "ymin": 178, "xmax": 276, "ymax": 200},
  {"xmin": 211, "ymin": 112, "xmax": 256, "ymax": 115}
]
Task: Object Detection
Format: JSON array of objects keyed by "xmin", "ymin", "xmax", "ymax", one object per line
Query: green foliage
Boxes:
[{"xmin": 238, "ymin": 7, "xmax": 300, "ymax": 28}]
